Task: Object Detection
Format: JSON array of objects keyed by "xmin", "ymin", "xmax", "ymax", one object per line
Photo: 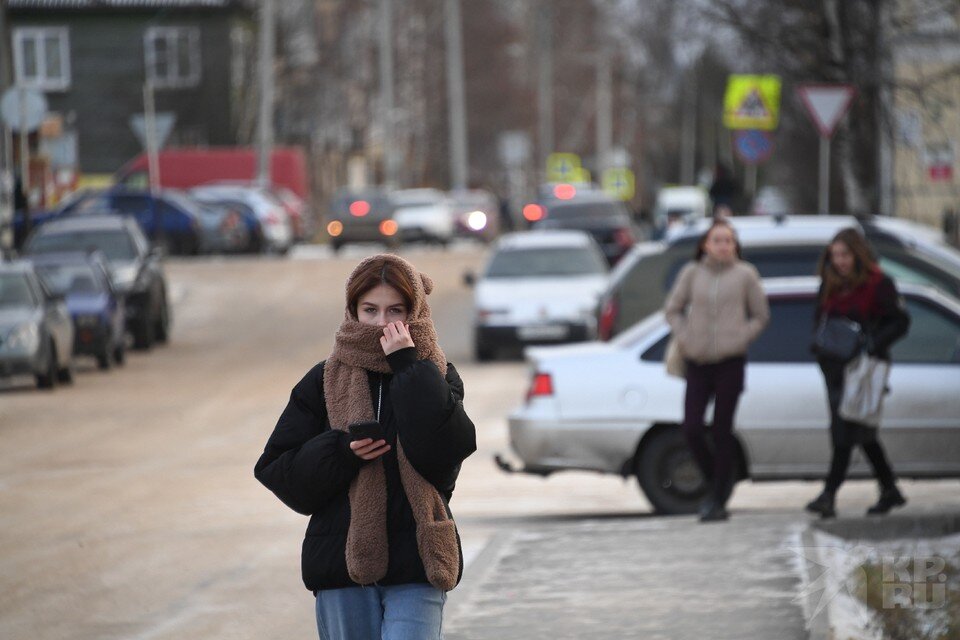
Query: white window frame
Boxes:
[
  {"xmin": 144, "ymin": 26, "xmax": 201, "ymax": 89},
  {"xmin": 12, "ymin": 27, "xmax": 71, "ymax": 91}
]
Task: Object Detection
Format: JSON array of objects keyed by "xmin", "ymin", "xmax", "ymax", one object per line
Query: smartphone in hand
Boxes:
[{"xmin": 348, "ymin": 420, "xmax": 384, "ymax": 442}]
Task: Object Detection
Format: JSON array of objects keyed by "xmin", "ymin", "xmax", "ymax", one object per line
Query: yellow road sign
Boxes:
[
  {"xmin": 572, "ymin": 167, "xmax": 591, "ymax": 185},
  {"xmin": 723, "ymin": 75, "xmax": 781, "ymax": 130},
  {"xmin": 546, "ymin": 152, "xmax": 582, "ymax": 183},
  {"xmin": 602, "ymin": 167, "xmax": 635, "ymax": 200}
]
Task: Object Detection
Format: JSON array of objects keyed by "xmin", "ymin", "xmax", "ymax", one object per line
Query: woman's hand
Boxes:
[
  {"xmin": 380, "ymin": 321, "xmax": 415, "ymax": 355},
  {"xmin": 350, "ymin": 438, "xmax": 391, "ymax": 461}
]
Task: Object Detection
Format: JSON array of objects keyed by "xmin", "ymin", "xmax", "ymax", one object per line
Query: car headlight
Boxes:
[{"xmin": 5, "ymin": 323, "xmax": 40, "ymax": 353}]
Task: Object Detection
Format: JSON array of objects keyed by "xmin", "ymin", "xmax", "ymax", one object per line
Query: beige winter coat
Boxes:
[{"xmin": 664, "ymin": 256, "xmax": 770, "ymax": 364}]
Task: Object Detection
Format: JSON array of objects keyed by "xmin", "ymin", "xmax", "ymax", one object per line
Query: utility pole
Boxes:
[
  {"xmin": 536, "ymin": 0, "xmax": 553, "ymax": 180},
  {"xmin": 0, "ymin": 5, "xmax": 12, "ymax": 256},
  {"xmin": 143, "ymin": 81, "xmax": 161, "ymax": 194},
  {"xmin": 379, "ymin": 0, "xmax": 398, "ymax": 188},
  {"xmin": 256, "ymin": 0, "xmax": 275, "ymax": 189},
  {"xmin": 595, "ymin": 8, "xmax": 612, "ymax": 174},
  {"xmin": 444, "ymin": 0, "xmax": 468, "ymax": 190}
]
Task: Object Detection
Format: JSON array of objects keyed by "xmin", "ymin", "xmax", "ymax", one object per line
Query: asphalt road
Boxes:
[{"xmin": 2, "ymin": 244, "xmax": 957, "ymax": 639}]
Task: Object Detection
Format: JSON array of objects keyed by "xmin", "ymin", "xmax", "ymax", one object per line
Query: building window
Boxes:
[
  {"xmin": 13, "ymin": 27, "xmax": 71, "ymax": 91},
  {"xmin": 145, "ymin": 27, "xmax": 201, "ymax": 88}
]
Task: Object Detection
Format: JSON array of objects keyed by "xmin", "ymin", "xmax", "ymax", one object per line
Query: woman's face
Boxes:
[
  {"xmin": 357, "ymin": 284, "xmax": 409, "ymax": 326},
  {"xmin": 829, "ymin": 241, "xmax": 855, "ymax": 278},
  {"xmin": 703, "ymin": 226, "xmax": 737, "ymax": 263}
]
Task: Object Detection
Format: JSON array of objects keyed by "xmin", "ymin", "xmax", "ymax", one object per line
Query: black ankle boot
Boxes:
[
  {"xmin": 805, "ymin": 491, "xmax": 836, "ymax": 519},
  {"xmin": 867, "ymin": 486, "xmax": 906, "ymax": 516}
]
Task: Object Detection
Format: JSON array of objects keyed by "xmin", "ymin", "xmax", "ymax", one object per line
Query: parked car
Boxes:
[
  {"xmin": 651, "ymin": 185, "xmax": 710, "ymax": 239},
  {"xmin": 195, "ymin": 179, "xmax": 310, "ymax": 241},
  {"xmin": 46, "ymin": 189, "xmax": 205, "ymax": 256},
  {"xmin": 465, "ymin": 230, "xmax": 609, "ymax": 361},
  {"xmin": 326, "ymin": 187, "xmax": 400, "ymax": 252},
  {"xmin": 23, "ymin": 215, "xmax": 170, "ymax": 350},
  {"xmin": 504, "ymin": 277, "xmax": 960, "ymax": 514},
  {"xmin": 29, "ymin": 251, "xmax": 126, "ymax": 369},
  {"xmin": 163, "ymin": 190, "xmax": 250, "ymax": 255},
  {"xmin": 391, "ymin": 188, "xmax": 455, "ymax": 246},
  {"xmin": 531, "ymin": 193, "xmax": 641, "ymax": 266},
  {"xmin": 189, "ymin": 192, "xmax": 265, "ymax": 254},
  {"xmin": 448, "ymin": 189, "xmax": 500, "ymax": 242},
  {"xmin": 189, "ymin": 184, "xmax": 293, "ymax": 254},
  {"xmin": 596, "ymin": 215, "xmax": 960, "ymax": 341},
  {"xmin": 0, "ymin": 261, "xmax": 74, "ymax": 388}
]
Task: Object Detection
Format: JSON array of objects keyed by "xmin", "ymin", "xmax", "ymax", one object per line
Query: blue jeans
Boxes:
[{"xmin": 315, "ymin": 583, "xmax": 446, "ymax": 640}]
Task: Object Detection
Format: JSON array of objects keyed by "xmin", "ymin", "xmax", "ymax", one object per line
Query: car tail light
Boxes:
[
  {"xmin": 380, "ymin": 220, "xmax": 399, "ymax": 236},
  {"xmin": 350, "ymin": 200, "xmax": 371, "ymax": 217},
  {"xmin": 597, "ymin": 294, "xmax": 619, "ymax": 341},
  {"xmin": 522, "ymin": 204, "xmax": 545, "ymax": 222},
  {"xmin": 526, "ymin": 372, "xmax": 553, "ymax": 401},
  {"xmin": 613, "ymin": 227, "xmax": 635, "ymax": 249}
]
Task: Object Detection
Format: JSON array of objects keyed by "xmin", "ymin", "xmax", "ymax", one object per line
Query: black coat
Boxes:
[{"xmin": 254, "ymin": 347, "xmax": 477, "ymax": 592}]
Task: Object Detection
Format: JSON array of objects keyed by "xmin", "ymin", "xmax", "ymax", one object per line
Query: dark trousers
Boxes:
[
  {"xmin": 819, "ymin": 360, "xmax": 897, "ymax": 493},
  {"xmin": 682, "ymin": 356, "xmax": 745, "ymax": 503}
]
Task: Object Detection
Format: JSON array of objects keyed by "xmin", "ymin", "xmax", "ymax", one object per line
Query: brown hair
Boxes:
[
  {"xmin": 817, "ymin": 227, "xmax": 877, "ymax": 301},
  {"xmin": 346, "ymin": 258, "xmax": 417, "ymax": 319},
  {"xmin": 695, "ymin": 219, "xmax": 742, "ymax": 260}
]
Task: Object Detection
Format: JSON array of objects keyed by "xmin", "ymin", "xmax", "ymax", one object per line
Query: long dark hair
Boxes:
[
  {"xmin": 817, "ymin": 228, "xmax": 878, "ymax": 301},
  {"xmin": 694, "ymin": 219, "xmax": 742, "ymax": 260}
]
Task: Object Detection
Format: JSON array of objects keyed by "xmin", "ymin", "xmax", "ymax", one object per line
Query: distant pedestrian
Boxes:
[
  {"xmin": 805, "ymin": 229, "xmax": 910, "ymax": 519},
  {"xmin": 708, "ymin": 163, "xmax": 740, "ymax": 214},
  {"xmin": 664, "ymin": 220, "xmax": 769, "ymax": 522},
  {"xmin": 254, "ymin": 253, "xmax": 477, "ymax": 639}
]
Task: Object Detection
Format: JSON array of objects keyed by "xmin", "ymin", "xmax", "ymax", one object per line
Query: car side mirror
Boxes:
[{"xmin": 463, "ymin": 270, "xmax": 476, "ymax": 287}]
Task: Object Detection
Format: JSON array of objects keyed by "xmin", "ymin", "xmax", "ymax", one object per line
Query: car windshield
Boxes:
[
  {"xmin": 28, "ymin": 231, "xmax": 137, "ymax": 262},
  {"xmin": 34, "ymin": 264, "xmax": 105, "ymax": 296},
  {"xmin": 0, "ymin": 273, "xmax": 35, "ymax": 308},
  {"xmin": 546, "ymin": 201, "xmax": 625, "ymax": 221},
  {"xmin": 486, "ymin": 247, "xmax": 607, "ymax": 278}
]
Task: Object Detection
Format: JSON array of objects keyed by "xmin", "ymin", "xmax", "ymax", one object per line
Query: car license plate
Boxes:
[{"xmin": 517, "ymin": 325, "xmax": 569, "ymax": 340}]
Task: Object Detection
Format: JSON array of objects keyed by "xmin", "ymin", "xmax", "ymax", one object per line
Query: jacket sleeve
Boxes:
[
  {"xmin": 870, "ymin": 275, "xmax": 911, "ymax": 354},
  {"xmin": 386, "ymin": 347, "xmax": 477, "ymax": 492},
  {"xmin": 664, "ymin": 263, "xmax": 695, "ymax": 334},
  {"xmin": 743, "ymin": 265, "xmax": 770, "ymax": 343},
  {"xmin": 253, "ymin": 362, "xmax": 363, "ymax": 515}
]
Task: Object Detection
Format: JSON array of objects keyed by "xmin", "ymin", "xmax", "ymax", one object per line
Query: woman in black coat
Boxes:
[
  {"xmin": 806, "ymin": 229, "xmax": 910, "ymax": 519},
  {"xmin": 254, "ymin": 254, "xmax": 476, "ymax": 640}
]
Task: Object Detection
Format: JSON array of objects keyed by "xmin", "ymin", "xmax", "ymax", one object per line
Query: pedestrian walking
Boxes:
[
  {"xmin": 254, "ymin": 253, "xmax": 477, "ymax": 639},
  {"xmin": 664, "ymin": 220, "xmax": 770, "ymax": 522},
  {"xmin": 805, "ymin": 229, "xmax": 910, "ymax": 519}
]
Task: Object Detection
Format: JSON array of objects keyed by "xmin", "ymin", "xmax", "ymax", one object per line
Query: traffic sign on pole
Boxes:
[
  {"xmin": 723, "ymin": 75, "xmax": 782, "ymax": 131},
  {"xmin": 733, "ymin": 130, "xmax": 774, "ymax": 165},
  {"xmin": 546, "ymin": 152, "xmax": 581, "ymax": 183},
  {"xmin": 797, "ymin": 84, "xmax": 856, "ymax": 138}
]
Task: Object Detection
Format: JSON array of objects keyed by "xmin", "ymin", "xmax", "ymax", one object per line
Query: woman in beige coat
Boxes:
[{"xmin": 664, "ymin": 220, "xmax": 769, "ymax": 522}]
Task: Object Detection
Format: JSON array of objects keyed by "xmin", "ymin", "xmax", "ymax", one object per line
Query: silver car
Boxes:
[
  {"xmin": 0, "ymin": 262, "xmax": 75, "ymax": 389},
  {"xmin": 503, "ymin": 278, "xmax": 960, "ymax": 514}
]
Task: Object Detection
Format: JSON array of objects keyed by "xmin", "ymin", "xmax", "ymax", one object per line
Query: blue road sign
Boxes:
[{"xmin": 733, "ymin": 129, "xmax": 774, "ymax": 165}]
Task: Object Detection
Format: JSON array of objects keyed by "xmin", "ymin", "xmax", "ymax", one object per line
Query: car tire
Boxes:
[
  {"xmin": 57, "ymin": 362, "xmax": 74, "ymax": 384},
  {"xmin": 155, "ymin": 296, "xmax": 171, "ymax": 344},
  {"xmin": 114, "ymin": 342, "xmax": 126, "ymax": 366},
  {"xmin": 35, "ymin": 340, "xmax": 58, "ymax": 390},
  {"xmin": 96, "ymin": 348, "xmax": 112, "ymax": 371},
  {"xmin": 133, "ymin": 316, "xmax": 155, "ymax": 351},
  {"xmin": 635, "ymin": 427, "xmax": 708, "ymax": 515}
]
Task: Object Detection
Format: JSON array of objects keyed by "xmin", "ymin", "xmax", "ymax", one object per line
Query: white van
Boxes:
[{"xmin": 652, "ymin": 186, "xmax": 709, "ymax": 239}]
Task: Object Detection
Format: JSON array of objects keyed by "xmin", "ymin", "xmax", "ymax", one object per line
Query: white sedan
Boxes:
[
  {"xmin": 504, "ymin": 277, "xmax": 960, "ymax": 514},
  {"xmin": 466, "ymin": 230, "xmax": 610, "ymax": 361}
]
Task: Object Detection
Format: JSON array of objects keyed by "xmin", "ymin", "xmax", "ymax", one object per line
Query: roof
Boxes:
[
  {"xmin": 669, "ymin": 215, "xmax": 860, "ymax": 247},
  {"xmin": 0, "ymin": 260, "xmax": 37, "ymax": 274},
  {"xmin": 9, "ymin": 0, "xmax": 242, "ymax": 10},
  {"xmin": 496, "ymin": 230, "xmax": 596, "ymax": 250},
  {"xmin": 24, "ymin": 251, "xmax": 102, "ymax": 265}
]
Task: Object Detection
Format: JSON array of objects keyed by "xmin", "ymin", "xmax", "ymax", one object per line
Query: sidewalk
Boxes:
[{"xmin": 445, "ymin": 511, "xmax": 811, "ymax": 640}]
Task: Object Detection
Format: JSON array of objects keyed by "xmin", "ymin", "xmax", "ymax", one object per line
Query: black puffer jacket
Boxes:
[{"xmin": 254, "ymin": 347, "xmax": 477, "ymax": 592}]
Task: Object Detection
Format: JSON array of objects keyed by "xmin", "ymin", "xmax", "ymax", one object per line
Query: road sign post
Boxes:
[{"xmin": 797, "ymin": 84, "xmax": 856, "ymax": 215}]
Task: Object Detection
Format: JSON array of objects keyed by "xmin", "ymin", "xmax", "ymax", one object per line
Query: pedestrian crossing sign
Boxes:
[
  {"xmin": 546, "ymin": 153, "xmax": 582, "ymax": 183},
  {"xmin": 723, "ymin": 75, "xmax": 781, "ymax": 131},
  {"xmin": 602, "ymin": 167, "xmax": 635, "ymax": 200}
]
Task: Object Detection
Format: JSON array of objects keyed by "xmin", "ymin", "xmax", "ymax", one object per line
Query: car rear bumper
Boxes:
[
  {"xmin": 475, "ymin": 322, "xmax": 593, "ymax": 348},
  {"xmin": 72, "ymin": 324, "xmax": 110, "ymax": 355}
]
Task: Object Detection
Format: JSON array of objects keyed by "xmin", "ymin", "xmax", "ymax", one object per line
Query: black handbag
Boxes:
[{"xmin": 814, "ymin": 317, "xmax": 864, "ymax": 361}]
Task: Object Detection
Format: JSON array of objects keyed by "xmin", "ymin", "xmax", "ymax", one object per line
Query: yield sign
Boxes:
[{"xmin": 797, "ymin": 84, "xmax": 856, "ymax": 138}]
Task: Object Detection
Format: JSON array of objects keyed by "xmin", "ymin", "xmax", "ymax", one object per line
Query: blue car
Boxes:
[
  {"xmin": 33, "ymin": 189, "xmax": 203, "ymax": 255},
  {"xmin": 29, "ymin": 251, "xmax": 127, "ymax": 370}
]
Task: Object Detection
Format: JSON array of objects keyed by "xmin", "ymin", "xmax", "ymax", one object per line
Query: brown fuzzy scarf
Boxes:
[{"xmin": 323, "ymin": 254, "xmax": 460, "ymax": 591}]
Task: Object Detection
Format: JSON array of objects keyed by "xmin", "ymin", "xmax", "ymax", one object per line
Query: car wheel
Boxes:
[
  {"xmin": 133, "ymin": 316, "xmax": 155, "ymax": 351},
  {"xmin": 35, "ymin": 340, "xmax": 58, "ymax": 390},
  {"xmin": 114, "ymin": 342, "xmax": 126, "ymax": 366},
  {"xmin": 57, "ymin": 362, "xmax": 74, "ymax": 384},
  {"xmin": 155, "ymin": 297, "xmax": 171, "ymax": 344},
  {"xmin": 635, "ymin": 428, "xmax": 708, "ymax": 515},
  {"xmin": 96, "ymin": 347, "xmax": 112, "ymax": 371}
]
